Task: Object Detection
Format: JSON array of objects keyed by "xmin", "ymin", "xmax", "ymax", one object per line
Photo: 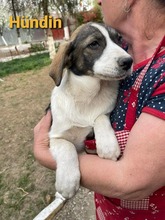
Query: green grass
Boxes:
[{"xmin": 0, "ymin": 53, "xmax": 51, "ymax": 77}]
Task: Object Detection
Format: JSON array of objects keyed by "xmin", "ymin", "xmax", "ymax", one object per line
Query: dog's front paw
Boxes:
[
  {"xmin": 96, "ymin": 134, "xmax": 120, "ymax": 161},
  {"xmin": 55, "ymin": 166, "xmax": 80, "ymax": 199}
]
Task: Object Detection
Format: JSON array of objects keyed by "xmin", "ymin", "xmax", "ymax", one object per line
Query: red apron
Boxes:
[{"xmin": 85, "ymin": 36, "xmax": 165, "ymax": 219}]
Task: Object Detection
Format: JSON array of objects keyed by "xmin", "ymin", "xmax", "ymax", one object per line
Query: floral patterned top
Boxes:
[{"xmin": 95, "ymin": 36, "xmax": 165, "ymax": 220}]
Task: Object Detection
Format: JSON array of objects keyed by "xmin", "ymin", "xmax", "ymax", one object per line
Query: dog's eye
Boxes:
[
  {"xmin": 88, "ymin": 41, "xmax": 99, "ymax": 49},
  {"xmin": 118, "ymin": 35, "xmax": 122, "ymax": 43},
  {"xmin": 116, "ymin": 34, "xmax": 123, "ymax": 46}
]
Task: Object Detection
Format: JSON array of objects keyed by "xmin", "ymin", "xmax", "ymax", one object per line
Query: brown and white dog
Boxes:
[{"xmin": 49, "ymin": 22, "xmax": 133, "ymax": 199}]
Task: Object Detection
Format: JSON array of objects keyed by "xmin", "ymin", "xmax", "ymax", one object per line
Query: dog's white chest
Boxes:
[{"xmin": 51, "ymin": 75, "xmax": 118, "ymax": 128}]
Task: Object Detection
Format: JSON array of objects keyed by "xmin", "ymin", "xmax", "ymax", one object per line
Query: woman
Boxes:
[{"xmin": 33, "ymin": 0, "xmax": 165, "ymax": 219}]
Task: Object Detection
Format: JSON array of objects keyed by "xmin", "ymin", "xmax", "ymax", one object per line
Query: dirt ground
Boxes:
[{"xmin": 0, "ymin": 67, "xmax": 95, "ymax": 220}]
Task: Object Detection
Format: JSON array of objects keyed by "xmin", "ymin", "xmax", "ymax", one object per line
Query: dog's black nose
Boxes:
[{"xmin": 118, "ymin": 57, "xmax": 133, "ymax": 71}]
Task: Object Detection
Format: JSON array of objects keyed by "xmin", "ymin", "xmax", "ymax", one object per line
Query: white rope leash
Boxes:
[{"xmin": 33, "ymin": 192, "xmax": 66, "ymax": 220}]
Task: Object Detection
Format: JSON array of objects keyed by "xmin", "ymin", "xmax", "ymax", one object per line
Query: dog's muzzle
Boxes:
[{"xmin": 117, "ymin": 57, "xmax": 133, "ymax": 71}]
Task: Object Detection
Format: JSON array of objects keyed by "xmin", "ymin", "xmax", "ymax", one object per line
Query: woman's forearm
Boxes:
[
  {"xmin": 79, "ymin": 154, "xmax": 125, "ymax": 199},
  {"xmin": 79, "ymin": 113, "xmax": 165, "ymax": 201}
]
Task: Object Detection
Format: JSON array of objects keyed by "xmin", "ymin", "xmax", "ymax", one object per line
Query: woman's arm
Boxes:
[
  {"xmin": 33, "ymin": 112, "xmax": 165, "ymax": 200},
  {"xmin": 79, "ymin": 112, "xmax": 165, "ymax": 200},
  {"xmin": 33, "ymin": 111, "xmax": 56, "ymax": 170}
]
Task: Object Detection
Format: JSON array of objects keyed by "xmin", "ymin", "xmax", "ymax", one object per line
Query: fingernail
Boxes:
[{"xmin": 45, "ymin": 103, "xmax": 51, "ymax": 115}]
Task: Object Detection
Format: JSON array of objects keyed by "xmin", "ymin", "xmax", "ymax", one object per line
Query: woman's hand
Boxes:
[{"xmin": 33, "ymin": 111, "xmax": 56, "ymax": 170}]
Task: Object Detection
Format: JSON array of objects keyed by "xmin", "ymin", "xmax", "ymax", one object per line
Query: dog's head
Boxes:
[{"xmin": 49, "ymin": 22, "xmax": 133, "ymax": 86}]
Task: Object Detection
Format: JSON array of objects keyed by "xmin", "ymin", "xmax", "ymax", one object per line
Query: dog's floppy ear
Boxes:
[
  {"xmin": 49, "ymin": 41, "xmax": 72, "ymax": 86},
  {"xmin": 49, "ymin": 24, "xmax": 86, "ymax": 86}
]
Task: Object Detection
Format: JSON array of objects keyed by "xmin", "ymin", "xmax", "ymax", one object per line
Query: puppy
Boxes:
[{"xmin": 49, "ymin": 22, "xmax": 133, "ymax": 199}]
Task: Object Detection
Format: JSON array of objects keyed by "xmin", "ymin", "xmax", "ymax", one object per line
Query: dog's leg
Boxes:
[
  {"xmin": 94, "ymin": 114, "xmax": 120, "ymax": 161},
  {"xmin": 50, "ymin": 138, "xmax": 80, "ymax": 199}
]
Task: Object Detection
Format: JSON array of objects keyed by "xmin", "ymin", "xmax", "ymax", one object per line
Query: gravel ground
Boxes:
[{"xmin": 55, "ymin": 187, "xmax": 95, "ymax": 220}]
